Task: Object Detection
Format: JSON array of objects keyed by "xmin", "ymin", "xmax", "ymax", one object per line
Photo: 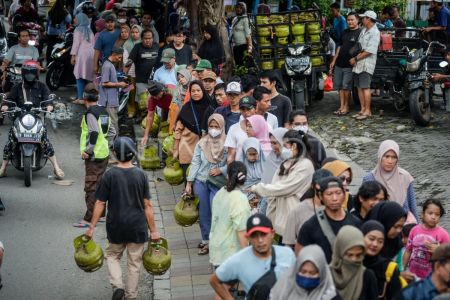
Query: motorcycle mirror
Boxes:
[
  {"xmin": 440, "ymin": 61, "xmax": 449, "ymax": 68},
  {"xmin": 125, "ymin": 60, "xmax": 133, "ymax": 68},
  {"xmin": 37, "ymin": 57, "xmax": 45, "ymax": 63},
  {"xmin": 49, "ymin": 94, "xmax": 56, "ymax": 101},
  {"xmin": 0, "ymin": 93, "xmax": 6, "ymax": 101}
]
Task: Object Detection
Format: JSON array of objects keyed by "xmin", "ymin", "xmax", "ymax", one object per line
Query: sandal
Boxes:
[
  {"xmin": 356, "ymin": 114, "xmax": 372, "ymax": 120},
  {"xmin": 54, "ymin": 168, "xmax": 65, "ymax": 180},
  {"xmin": 333, "ymin": 109, "xmax": 342, "ymax": 115},
  {"xmin": 339, "ymin": 111, "xmax": 350, "ymax": 116},
  {"xmin": 198, "ymin": 246, "xmax": 209, "ymax": 256},
  {"xmin": 73, "ymin": 221, "xmax": 90, "ymax": 228},
  {"xmin": 0, "ymin": 169, "xmax": 6, "ymax": 178},
  {"xmin": 352, "ymin": 113, "xmax": 363, "ymax": 118},
  {"xmin": 198, "ymin": 243, "xmax": 206, "ymax": 249}
]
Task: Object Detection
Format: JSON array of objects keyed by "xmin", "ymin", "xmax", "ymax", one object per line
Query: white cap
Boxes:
[
  {"xmin": 359, "ymin": 10, "xmax": 377, "ymax": 20},
  {"xmin": 226, "ymin": 82, "xmax": 242, "ymax": 95}
]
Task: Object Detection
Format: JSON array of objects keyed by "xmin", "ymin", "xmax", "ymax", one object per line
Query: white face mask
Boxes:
[
  {"xmin": 293, "ymin": 125, "xmax": 309, "ymax": 133},
  {"xmin": 282, "ymin": 147, "xmax": 293, "ymax": 159},
  {"xmin": 209, "ymin": 128, "xmax": 222, "ymax": 138}
]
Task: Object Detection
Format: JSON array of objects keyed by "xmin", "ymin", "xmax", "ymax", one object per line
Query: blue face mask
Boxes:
[
  {"xmin": 150, "ymin": 21, "xmax": 156, "ymax": 25},
  {"xmin": 296, "ymin": 274, "xmax": 320, "ymax": 290}
]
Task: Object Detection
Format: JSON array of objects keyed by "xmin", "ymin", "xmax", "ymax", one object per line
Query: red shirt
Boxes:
[
  {"xmin": 147, "ymin": 84, "xmax": 175, "ymax": 113},
  {"xmin": 105, "ymin": 0, "xmax": 116, "ymax": 11}
]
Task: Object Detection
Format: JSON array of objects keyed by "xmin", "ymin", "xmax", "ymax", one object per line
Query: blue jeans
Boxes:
[
  {"xmin": 193, "ymin": 180, "xmax": 219, "ymax": 244},
  {"xmin": 76, "ymin": 78, "xmax": 90, "ymax": 99},
  {"xmin": 258, "ymin": 197, "xmax": 268, "ymax": 215}
]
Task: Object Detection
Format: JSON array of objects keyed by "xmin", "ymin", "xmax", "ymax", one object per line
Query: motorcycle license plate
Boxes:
[
  {"xmin": 18, "ymin": 133, "xmax": 41, "ymax": 142},
  {"xmin": 54, "ymin": 43, "xmax": 64, "ymax": 49}
]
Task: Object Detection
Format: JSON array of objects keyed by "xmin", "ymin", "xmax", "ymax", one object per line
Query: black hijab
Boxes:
[
  {"xmin": 178, "ymin": 81, "xmax": 211, "ymax": 136},
  {"xmin": 361, "ymin": 220, "xmax": 391, "ymax": 282},
  {"xmin": 198, "ymin": 24, "xmax": 226, "ymax": 66},
  {"xmin": 48, "ymin": 0, "xmax": 69, "ymax": 26},
  {"xmin": 365, "ymin": 202, "xmax": 407, "ymax": 259}
]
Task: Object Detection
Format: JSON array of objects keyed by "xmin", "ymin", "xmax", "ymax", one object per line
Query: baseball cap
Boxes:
[
  {"xmin": 201, "ymin": 71, "xmax": 217, "ymax": 81},
  {"xmin": 105, "ymin": 15, "xmax": 116, "ymax": 22},
  {"xmin": 312, "ymin": 169, "xmax": 333, "ymax": 186},
  {"xmin": 114, "ymin": 137, "xmax": 136, "ymax": 162},
  {"xmin": 194, "ymin": 60, "xmax": 212, "ymax": 71},
  {"xmin": 239, "ymin": 96, "xmax": 257, "ymax": 109},
  {"xmin": 442, "ymin": 46, "xmax": 450, "ymax": 53},
  {"xmin": 84, "ymin": 83, "xmax": 99, "ymax": 95},
  {"xmin": 113, "ymin": 3, "xmax": 122, "ymax": 9},
  {"xmin": 226, "ymin": 81, "xmax": 242, "ymax": 95},
  {"xmin": 147, "ymin": 80, "xmax": 164, "ymax": 96},
  {"xmin": 432, "ymin": 243, "xmax": 450, "ymax": 261},
  {"xmin": 359, "ymin": 10, "xmax": 377, "ymax": 20},
  {"xmin": 247, "ymin": 214, "xmax": 273, "ymax": 236},
  {"xmin": 318, "ymin": 176, "xmax": 344, "ymax": 193},
  {"xmin": 161, "ymin": 48, "xmax": 176, "ymax": 63},
  {"xmin": 111, "ymin": 45, "xmax": 124, "ymax": 55}
]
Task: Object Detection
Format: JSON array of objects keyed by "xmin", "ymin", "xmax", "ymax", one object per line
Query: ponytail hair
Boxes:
[
  {"xmin": 226, "ymin": 161, "xmax": 247, "ymax": 192},
  {"xmin": 279, "ymin": 130, "xmax": 317, "ymax": 176}
]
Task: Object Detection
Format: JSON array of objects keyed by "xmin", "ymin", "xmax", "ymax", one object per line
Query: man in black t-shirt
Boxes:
[
  {"xmin": 259, "ymin": 70, "xmax": 292, "ymax": 128},
  {"xmin": 330, "ymin": 12, "xmax": 361, "ymax": 116},
  {"xmin": 85, "ymin": 137, "xmax": 161, "ymax": 300},
  {"xmin": 295, "ymin": 176, "xmax": 362, "ymax": 263}
]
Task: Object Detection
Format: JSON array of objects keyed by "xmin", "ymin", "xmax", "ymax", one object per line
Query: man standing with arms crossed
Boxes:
[
  {"xmin": 85, "ymin": 137, "xmax": 161, "ymax": 300},
  {"xmin": 74, "ymin": 83, "xmax": 116, "ymax": 228}
]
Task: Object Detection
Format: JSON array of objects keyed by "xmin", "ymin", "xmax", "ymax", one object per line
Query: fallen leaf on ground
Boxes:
[
  {"xmin": 52, "ymin": 180, "xmax": 75, "ymax": 186},
  {"xmin": 429, "ymin": 126, "xmax": 434, "ymax": 129},
  {"xmin": 340, "ymin": 126, "xmax": 346, "ymax": 130}
]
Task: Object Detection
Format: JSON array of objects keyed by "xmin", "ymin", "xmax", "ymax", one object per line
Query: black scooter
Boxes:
[{"xmin": 46, "ymin": 30, "xmax": 76, "ymax": 90}]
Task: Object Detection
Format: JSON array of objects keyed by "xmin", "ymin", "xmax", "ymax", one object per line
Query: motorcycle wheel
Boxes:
[
  {"xmin": 46, "ymin": 64, "xmax": 63, "ymax": 91},
  {"xmin": 24, "ymin": 156, "xmax": 32, "ymax": 187},
  {"xmin": 352, "ymin": 86, "xmax": 360, "ymax": 105},
  {"xmin": 294, "ymin": 87, "xmax": 308, "ymax": 111},
  {"xmin": 409, "ymin": 89, "xmax": 431, "ymax": 126}
]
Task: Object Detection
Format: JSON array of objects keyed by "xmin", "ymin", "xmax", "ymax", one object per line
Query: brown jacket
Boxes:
[{"xmin": 175, "ymin": 120, "xmax": 199, "ymax": 164}]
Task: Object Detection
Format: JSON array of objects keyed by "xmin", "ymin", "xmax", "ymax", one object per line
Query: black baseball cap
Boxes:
[
  {"xmin": 442, "ymin": 46, "xmax": 450, "ymax": 54},
  {"xmin": 318, "ymin": 176, "xmax": 344, "ymax": 193},
  {"xmin": 114, "ymin": 137, "xmax": 136, "ymax": 161},
  {"xmin": 247, "ymin": 214, "xmax": 273, "ymax": 236},
  {"xmin": 312, "ymin": 169, "xmax": 333, "ymax": 186},
  {"xmin": 239, "ymin": 96, "xmax": 257, "ymax": 109}
]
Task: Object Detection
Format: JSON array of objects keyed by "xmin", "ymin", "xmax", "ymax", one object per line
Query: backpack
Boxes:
[{"xmin": 379, "ymin": 262, "xmax": 408, "ymax": 299}]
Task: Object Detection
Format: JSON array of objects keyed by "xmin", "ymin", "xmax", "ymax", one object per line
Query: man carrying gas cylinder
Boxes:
[{"xmin": 74, "ymin": 83, "xmax": 116, "ymax": 228}]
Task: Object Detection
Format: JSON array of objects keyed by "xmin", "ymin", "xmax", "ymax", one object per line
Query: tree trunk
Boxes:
[
  {"xmin": 193, "ymin": 0, "xmax": 234, "ymax": 81},
  {"xmin": 187, "ymin": 0, "xmax": 198, "ymax": 45}
]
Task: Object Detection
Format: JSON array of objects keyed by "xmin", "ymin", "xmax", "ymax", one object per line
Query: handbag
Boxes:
[
  {"xmin": 349, "ymin": 30, "xmax": 363, "ymax": 58},
  {"xmin": 247, "ymin": 246, "xmax": 277, "ymax": 300},
  {"xmin": 207, "ymin": 173, "xmax": 228, "ymax": 188}
]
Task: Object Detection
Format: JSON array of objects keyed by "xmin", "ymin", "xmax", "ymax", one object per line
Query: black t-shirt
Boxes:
[
  {"xmin": 269, "ymin": 94, "xmax": 292, "ymax": 127},
  {"xmin": 297, "ymin": 211, "xmax": 363, "ymax": 263},
  {"xmin": 166, "ymin": 43, "xmax": 193, "ymax": 65},
  {"xmin": 129, "ymin": 42, "xmax": 160, "ymax": 83},
  {"xmin": 336, "ymin": 28, "xmax": 362, "ymax": 69},
  {"xmin": 94, "ymin": 166, "xmax": 151, "ymax": 244}
]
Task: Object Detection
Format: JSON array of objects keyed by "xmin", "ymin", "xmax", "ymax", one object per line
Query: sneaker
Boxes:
[{"xmin": 112, "ymin": 288, "xmax": 125, "ymax": 300}]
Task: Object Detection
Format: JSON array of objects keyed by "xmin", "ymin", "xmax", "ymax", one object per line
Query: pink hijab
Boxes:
[
  {"xmin": 372, "ymin": 140, "xmax": 414, "ymax": 206},
  {"xmin": 247, "ymin": 115, "xmax": 272, "ymax": 155},
  {"xmin": 94, "ymin": 19, "xmax": 106, "ymax": 43}
]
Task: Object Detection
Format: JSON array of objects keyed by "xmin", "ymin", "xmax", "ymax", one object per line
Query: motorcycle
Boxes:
[
  {"xmin": 402, "ymin": 40, "xmax": 445, "ymax": 126},
  {"xmin": 437, "ymin": 60, "xmax": 450, "ymax": 111},
  {"xmin": 46, "ymin": 30, "xmax": 76, "ymax": 91},
  {"xmin": 282, "ymin": 44, "xmax": 313, "ymax": 110},
  {"xmin": 7, "ymin": 21, "xmax": 42, "ymax": 48},
  {"xmin": 1, "ymin": 93, "xmax": 56, "ymax": 187}
]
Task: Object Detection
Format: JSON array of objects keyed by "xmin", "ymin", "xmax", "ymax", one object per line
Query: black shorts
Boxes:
[
  {"xmin": 3, "ymin": 75, "xmax": 14, "ymax": 94},
  {"xmin": 214, "ymin": 265, "xmax": 239, "ymax": 285}
]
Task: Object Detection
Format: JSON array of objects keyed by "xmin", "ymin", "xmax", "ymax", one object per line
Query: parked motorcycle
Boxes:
[
  {"xmin": 46, "ymin": 30, "xmax": 76, "ymax": 90},
  {"xmin": 1, "ymin": 93, "xmax": 56, "ymax": 187},
  {"xmin": 282, "ymin": 44, "xmax": 314, "ymax": 110},
  {"xmin": 437, "ymin": 60, "xmax": 450, "ymax": 111},
  {"xmin": 402, "ymin": 40, "xmax": 445, "ymax": 126}
]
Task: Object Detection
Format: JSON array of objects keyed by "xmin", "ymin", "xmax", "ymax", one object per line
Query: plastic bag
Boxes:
[{"xmin": 324, "ymin": 76, "xmax": 333, "ymax": 92}]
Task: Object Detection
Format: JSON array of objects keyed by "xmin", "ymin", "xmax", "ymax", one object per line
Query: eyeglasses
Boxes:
[
  {"xmin": 174, "ymin": 35, "xmax": 184, "ymax": 39},
  {"xmin": 131, "ymin": 20, "xmax": 138, "ymax": 24},
  {"xmin": 338, "ymin": 176, "xmax": 352, "ymax": 184}
]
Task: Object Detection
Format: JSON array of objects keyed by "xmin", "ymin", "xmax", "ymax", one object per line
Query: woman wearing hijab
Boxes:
[
  {"xmin": 174, "ymin": 81, "xmax": 211, "ymax": 184},
  {"xmin": 70, "ymin": 13, "xmax": 95, "ymax": 104},
  {"xmin": 246, "ymin": 115, "xmax": 271, "ymax": 155},
  {"xmin": 258, "ymin": 128, "xmax": 288, "ymax": 214},
  {"xmin": 361, "ymin": 221, "xmax": 403, "ymax": 300},
  {"xmin": 128, "ymin": 15, "xmax": 140, "ymax": 28},
  {"xmin": 270, "ymin": 245, "xmax": 340, "ymax": 300},
  {"xmin": 230, "ymin": 2, "xmax": 251, "ymax": 66},
  {"xmin": 239, "ymin": 138, "xmax": 266, "ymax": 209},
  {"xmin": 363, "ymin": 140, "xmax": 418, "ymax": 223},
  {"xmin": 114, "ymin": 25, "xmax": 131, "ymax": 71},
  {"xmin": 94, "ymin": 19, "xmax": 105, "ymax": 44},
  {"xmin": 122, "ymin": 25, "xmax": 142, "ymax": 118},
  {"xmin": 247, "ymin": 130, "xmax": 315, "ymax": 239},
  {"xmin": 322, "ymin": 160, "xmax": 354, "ymax": 211},
  {"xmin": 185, "ymin": 114, "xmax": 228, "ymax": 255},
  {"xmin": 46, "ymin": 0, "xmax": 71, "ymax": 66},
  {"xmin": 330, "ymin": 226, "xmax": 378, "ymax": 300},
  {"xmin": 197, "ymin": 24, "xmax": 226, "ymax": 74},
  {"xmin": 257, "ymin": 3, "xmax": 271, "ymax": 14}
]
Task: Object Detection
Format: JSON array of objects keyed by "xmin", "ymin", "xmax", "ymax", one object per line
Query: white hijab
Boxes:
[{"xmin": 261, "ymin": 128, "xmax": 288, "ymax": 184}]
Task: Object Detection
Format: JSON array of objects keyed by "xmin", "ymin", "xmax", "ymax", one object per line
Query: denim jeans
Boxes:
[
  {"xmin": 193, "ymin": 180, "xmax": 219, "ymax": 244},
  {"xmin": 258, "ymin": 197, "xmax": 268, "ymax": 215},
  {"xmin": 76, "ymin": 78, "xmax": 90, "ymax": 99}
]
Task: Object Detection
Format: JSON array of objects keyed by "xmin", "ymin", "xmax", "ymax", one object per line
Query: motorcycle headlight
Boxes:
[
  {"xmin": 13, "ymin": 128, "xmax": 18, "ymax": 137},
  {"xmin": 304, "ymin": 63, "xmax": 312, "ymax": 75},
  {"xmin": 28, "ymin": 40, "xmax": 36, "ymax": 46},
  {"xmin": 55, "ymin": 48, "xmax": 67, "ymax": 57},
  {"xmin": 285, "ymin": 63, "xmax": 295, "ymax": 76},
  {"xmin": 407, "ymin": 59, "xmax": 420, "ymax": 72},
  {"xmin": 22, "ymin": 114, "xmax": 35, "ymax": 127}
]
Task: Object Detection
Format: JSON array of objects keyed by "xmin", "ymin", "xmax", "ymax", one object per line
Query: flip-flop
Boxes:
[
  {"xmin": 333, "ymin": 110, "xmax": 342, "ymax": 115},
  {"xmin": 54, "ymin": 169, "xmax": 65, "ymax": 180},
  {"xmin": 198, "ymin": 246, "xmax": 209, "ymax": 256},
  {"xmin": 340, "ymin": 111, "xmax": 350, "ymax": 116},
  {"xmin": 198, "ymin": 243, "xmax": 206, "ymax": 249},
  {"xmin": 356, "ymin": 114, "xmax": 373, "ymax": 120},
  {"xmin": 352, "ymin": 113, "xmax": 363, "ymax": 118},
  {"xmin": 98, "ymin": 219, "xmax": 106, "ymax": 223},
  {"xmin": 73, "ymin": 221, "xmax": 90, "ymax": 228},
  {"xmin": 0, "ymin": 170, "xmax": 6, "ymax": 178}
]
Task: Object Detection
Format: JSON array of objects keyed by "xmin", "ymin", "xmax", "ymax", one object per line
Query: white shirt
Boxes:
[
  {"xmin": 239, "ymin": 112, "xmax": 277, "ymax": 132},
  {"xmin": 0, "ymin": 241, "xmax": 3, "ymax": 250},
  {"xmin": 224, "ymin": 122, "xmax": 248, "ymax": 160}
]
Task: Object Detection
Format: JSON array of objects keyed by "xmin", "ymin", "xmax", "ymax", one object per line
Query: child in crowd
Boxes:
[
  {"xmin": 403, "ymin": 199, "xmax": 450, "ymax": 279},
  {"xmin": 189, "ymin": 42, "xmax": 199, "ymax": 62},
  {"xmin": 396, "ymin": 223, "xmax": 416, "ymax": 272}
]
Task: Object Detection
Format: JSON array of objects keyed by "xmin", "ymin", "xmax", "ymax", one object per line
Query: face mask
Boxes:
[
  {"xmin": 282, "ymin": 147, "xmax": 293, "ymax": 159},
  {"xmin": 150, "ymin": 20, "xmax": 156, "ymax": 25},
  {"xmin": 209, "ymin": 129, "xmax": 222, "ymax": 138},
  {"xmin": 296, "ymin": 274, "xmax": 320, "ymax": 290},
  {"xmin": 119, "ymin": 18, "xmax": 127, "ymax": 23},
  {"xmin": 293, "ymin": 125, "xmax": 309, "ymax": 133}
]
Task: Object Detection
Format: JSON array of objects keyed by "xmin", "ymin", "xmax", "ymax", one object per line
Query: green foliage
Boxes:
[
  {"xmin": 353, "ymin": 0, "xmax": 408, "ymax": 18},
  {"xmin": 293, "ymin": 0, "xmax": 334, "ymax": 26},
  {"xmin": 233, "ymin": 65, "xmax": 248, "ymax": 76}
]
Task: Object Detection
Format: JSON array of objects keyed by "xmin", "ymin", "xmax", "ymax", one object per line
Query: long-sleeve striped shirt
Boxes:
[{"xmin": 363, "ymin": 172, "xmax": 419, "ymax": 222}]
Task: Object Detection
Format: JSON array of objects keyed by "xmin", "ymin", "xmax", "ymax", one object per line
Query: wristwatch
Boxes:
[{"xmin": 354, "ymin": 56, "xmax": 358, "ymax": 62}]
